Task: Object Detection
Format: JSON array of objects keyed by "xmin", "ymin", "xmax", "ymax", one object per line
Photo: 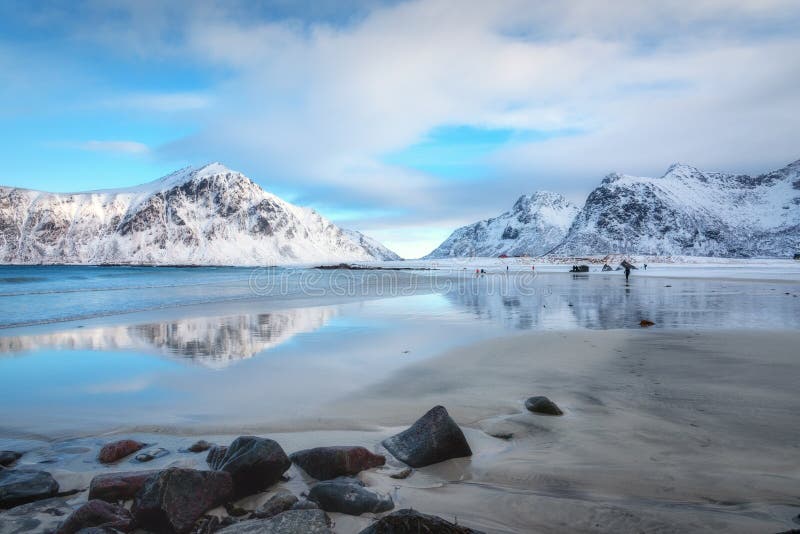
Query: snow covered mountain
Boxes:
[
  {"xmin": 342, "ymin": 229, "xmax": 402, "ymax": 261},
  {"xmin": 425, "ymin": 191, "xmax": 580, "ymax": 258},
  {"xmin": 0, "ymin": 163, "xmax": 399, "ymax": 265},
  {"xmin": 553, "ymin": 159, "xmax": 800, "ymax": 257}
]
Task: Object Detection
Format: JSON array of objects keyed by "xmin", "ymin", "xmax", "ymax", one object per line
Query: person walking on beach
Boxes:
[{"xmin": 625, "ymin": 265, "xmax": 631, "ymax": 282}]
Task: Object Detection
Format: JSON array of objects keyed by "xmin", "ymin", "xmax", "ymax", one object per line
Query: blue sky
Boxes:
[{"xmin": 1, "ymin": 0, "xmax": 799, "ymax": 257}]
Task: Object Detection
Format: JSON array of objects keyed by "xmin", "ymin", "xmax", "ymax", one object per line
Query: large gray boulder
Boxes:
[
  {"xmin": 131, "ymin": 467, "xmax": 233, "ymax": 534},
  {"xmin": 381, "ymin": 406, "xmax": 472, "ymax": 468},
  {"xmin": 0, "ymin": 469, "xmax": 60, "ymax": 509},
  {"xmin": 208, "ymin": 436, "xmax": 290, "ymax": 497},
  {"xmin": 217, "ymin": 509, "xmax": 333, "ymax": 533},
  {"xmin": 307, "ymin": 478, "xmax": 393, "ymax": 516},
  {"xmin": 290, "ymin": 446, "xmax": 385, "ymax": 480},
  {"xmin": 358, "ymin": 508, "xmax": 485, "ymax": 533}
]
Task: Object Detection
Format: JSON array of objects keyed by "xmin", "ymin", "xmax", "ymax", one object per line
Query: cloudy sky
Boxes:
[{"xmin": 2, "ymin": 0, "xmax": 799, "ymax": 258}]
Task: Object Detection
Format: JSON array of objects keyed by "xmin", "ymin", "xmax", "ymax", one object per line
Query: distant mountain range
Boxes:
[
  {"xmin": 425, "ymin": 191, "xmax": 579, "ymax": 258},
  {"xmin": 0, "ymin": 163, "xmax": 400, "ymax": 265},
  {"xmin": 2, "ymin": 159, "xmax": 797, "ymax": 265},
  {"xmin": 427, "ymin": 159, "xmax": 800, "ymax": 259}
]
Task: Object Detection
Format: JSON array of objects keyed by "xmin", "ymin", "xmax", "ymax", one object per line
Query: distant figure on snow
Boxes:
[
  {"xmin": 643, "ymin": 263, "xmax": 648, "ymax": 270},
  {"xmin": 625, "ymin": 265, "xmax": 631, "ymax": 281}
]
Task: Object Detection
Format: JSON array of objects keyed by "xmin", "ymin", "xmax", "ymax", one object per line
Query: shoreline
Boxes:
[{"xmin": 2, "ymin": 328, "xmax": 799, "ymax": 532}]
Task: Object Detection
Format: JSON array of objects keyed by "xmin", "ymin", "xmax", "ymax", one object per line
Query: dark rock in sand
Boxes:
[
  {"xmin": 389, "ymin": 467, "xmax": 413, "ymax": 479},
  {"xmin": 358, "ymin": 508, "xmax": 485, "ymax": 533},
  {"xmin": 524, "ymin": 396, "xmax": 563, "ymax": 416},
  {"xmin": 88, "ymin": 470, "xmax": 159, "ymax": 502},
  {"xmin": 186, "ymin": 440, "xmax": 213, "ymax": 453},
  {"xmin": 381, "ymin": 405, "xmax": 472, "ymax": 468},
  {"xmin": 205, "ymin": 445, "xmax": 228, "ymax": 468},
  {"xmin": 97, "ymin": 440, "xmax": 145, "ymax": 464},
  {"xmin": 290, "ymin": 446, "xmax": 385, "ymax": 480},
  {"xmin": 307, "ymin": 478, "xmax": 393, "ymax": 516},
  {"xmin": 134, "ymin": 448, "xmax": 169, "ymax": 463},
  {"xmin": 0, "ymin": 497, "xmax": 72, "ymax": 532},
  {"xmin": 0, "ymin": 469, "xmax": 60, "ymax": 509},
  {"xmin": 0, "ymin": 452, "xmax": 22, "ymax": 468},
  {"xmin": 131, "ymin": 467, "xmax": 233, "ymax": 534},
  {"xmin": 250, "ymin": 490, "xmax": 298, "ymax": 519},
  {"xmin": 208, "ymin": 436, "xmax": 290, "ymax": 497},
  {"xmin": 56, "ymin": 500, "xmax": 133, "ymax": 534},
  {"xmin": 639, "ymin": 319, "xmax": 655, "ymax": 327},
  {"xmin": 217, "ymin": 509, "xmax": 333, "ymax": 534}
]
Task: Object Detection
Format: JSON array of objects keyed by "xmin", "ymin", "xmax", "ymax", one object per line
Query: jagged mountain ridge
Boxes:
[
  {"xmin": 0, "ymin": 163, "xmax": 401, "ymax": 265},
  {"xmin": 553, "ymin": 159, "xmax": 800, "ymax": 257},
  {"xmin": 425, "ymin": 191, "xmax": 580, "ymax": 258}
]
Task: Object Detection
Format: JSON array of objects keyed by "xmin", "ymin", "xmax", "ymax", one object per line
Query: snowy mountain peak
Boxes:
[
  {"xmin": 554, "ymin": 158, "xmax": 800, "ymax": 258},
  {"xmin": 0, "ymin": 165, "xmax": 399, "ymax": 265},
  {"xmin": 662, "ymin": 162, "xmax": 700, "ymax": 179},
  {"xmin": 426, "ymin": 191, "xmax": 579, "ymax": 258}
]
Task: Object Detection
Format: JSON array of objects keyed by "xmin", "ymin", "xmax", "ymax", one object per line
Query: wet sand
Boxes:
[{"xmin": 3, "ymin": 328, "xmax": 799, "ymax": 533}]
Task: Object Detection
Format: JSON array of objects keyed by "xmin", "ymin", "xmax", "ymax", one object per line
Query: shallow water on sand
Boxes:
[{"xmin": 0, "ymin": 267, "xmax": 799, "ymax": 437}]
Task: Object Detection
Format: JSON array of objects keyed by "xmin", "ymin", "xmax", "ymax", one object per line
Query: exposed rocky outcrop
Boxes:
[{"xmin": 216, "ymin": 509, "xmax": 333, "ymax": 534}]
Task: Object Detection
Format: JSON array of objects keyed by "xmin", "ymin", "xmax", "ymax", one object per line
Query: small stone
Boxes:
[
  {"xmin": 186, "ymin": 440, "xmax": 213, "ymax": 453},
  {"xmin": 88, "ymin": 470, "xmax": 160, "ymax": 502},
  {"xmin": 389, "ymin": 468, "xmax": 413, "ymax": 479},
  {"xmin": 640, "ymin": 319, "xmax": 655, "ymax": 327},
  {"xmin": 134, "ymin": 448, "xmax": 169, "ymax": 463},
  {"xmin": 381, "ymin": 405, "xmax": 472, "ymax": 468},
  {"xmin": 307, "ymin": 478, "xmax": 393, "ymax": 516},
  {"xmin": 97, "ymin": 440, "xmax": 145, "ymax": 464},
  {"xmin": 0, "ymin": 451, "xmax": 22, "ymax": 468},
  {"xmin": 0, "ymin": 469, "xmax": 60, "ymax": 509},
  {"xmin": 55, "ymin": 499, "xmax": 133, "ymax": 534},
  {"xmin": 290, "ymin": 446, "xmax": 385, "ymax": 480},
  {"xmin": 524, "ymin": 396, "xmax": 563, "ymax": 416}
]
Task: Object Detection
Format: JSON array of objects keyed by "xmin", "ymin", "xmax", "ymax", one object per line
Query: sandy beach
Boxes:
[{"xmin": 1, "ymin": 264, "xmax": 799, "ymax": 533}]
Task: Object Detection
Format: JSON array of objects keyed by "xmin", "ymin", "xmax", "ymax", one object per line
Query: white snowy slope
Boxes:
[
  {"xmin": 553, "ymin": 159, "xmax": 800, "ymax": 258},
  {"xmin": 0, "ymin": 163, "xmax": 397, "ymax": 265},
  {"xmin": 425, "ymin": 191, "xmax": 580, "ymax": 258},
  {"xmin": 342, "ymin": 229, "xmax": 402, "ymax": 261}
]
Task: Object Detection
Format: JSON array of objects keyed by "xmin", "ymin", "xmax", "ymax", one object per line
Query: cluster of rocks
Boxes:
[{"xmin": 0, "ymin": 405, "xmax": 488, "ymax": 533}]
